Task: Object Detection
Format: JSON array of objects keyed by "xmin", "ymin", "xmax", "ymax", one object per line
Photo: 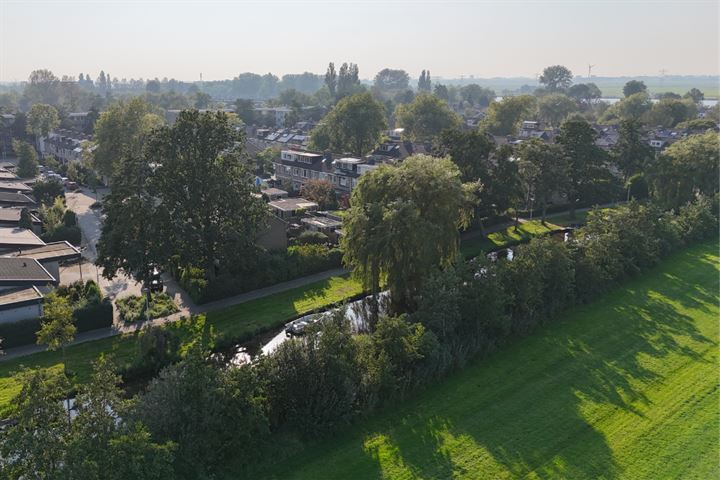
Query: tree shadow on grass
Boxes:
[{"xmin": 357, "ymin": 251, "xmax": 715, "ymax": 479}]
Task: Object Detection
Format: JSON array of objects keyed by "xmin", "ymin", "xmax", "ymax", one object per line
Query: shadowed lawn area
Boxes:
[
  {"xmin": 548, "ymin": 209, "xmax": 591, "ymax": 227},
  {"xmin": 0, "ymin": 275, "xmax": 363, "ymax": 417},
  {"xmin": 255, "ymin": 241, "xmax": 719, "ymax": 480},
  {"xmin": 461, "ymin": 220, "xmax": 562, "ymax": 258}
]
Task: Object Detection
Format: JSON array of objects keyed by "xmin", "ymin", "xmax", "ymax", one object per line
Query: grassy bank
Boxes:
[
  {"xmin": 255, "ymin": 241, "xmax": 719, "ymax": 479},
  {"xmin": 0, "ymin": 275, "xmax": 363, "ymax": 416},
  {"xmin": 460, "ymin": 219, "xmax": 561, "ymax": 258}
]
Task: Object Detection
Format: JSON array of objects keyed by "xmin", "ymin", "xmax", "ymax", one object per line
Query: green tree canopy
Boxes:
[
  {"xmin": 373, "ymin": 68, "xmax": 410, "ymax": 94},
  {"xmin": 12, "ymin": 139, "xmax": 39, "ymax": 178},
  {"xmin": 395, "ymin": 93, "xmax": 461, "ymax": 142},
  {"xmin": 649, "ymin": 131, "xmax": 719, "ymax": 208},
  {"xmin": 612, "ymin": 119, "xmax": 655, "ymax": 180},
  {"xmin": 539, "ymin": 65, "xmax": 573, "ymax": 92},
  {"xmin": 480, "ymin": 95, "xmax": 537, "ymax": 135},
  {"xmin": 26, "ymin": 103, "xmax": 60, "ymax": 139},
  {"xmin": 555, "ymin": 116, "xmax": 608, "ymax": 218},
  {"xmin": 537, "ymin": 94, "xmax": 579, "ymax": 127},
  {"xmin": 516, "ymin": 139, "xmax": 564, "ymax": 222},
  {"xmin": 309, "ymin": 92, "xmax": 386, "ymax": 156},
  {"xmin": 92, "ymin": 97, "xmax": 164, "ymax": 177},
  {"xmin": 623, "ymin": 80, "xmax": 647, "ymax": 97},
  {"xmin": 342, "ymin": 154, "xmax": 469, "ymax": 313}
]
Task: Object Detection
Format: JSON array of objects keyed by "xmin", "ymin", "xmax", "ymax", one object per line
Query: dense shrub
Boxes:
[
  {"xmin": 116, "ymin": 293, "xmax": 179, "ymax": 323},
  {"xmin": 292, "ymin": 230, "xmax": 329, "ymax": 246},
  {"xmin": 0, "ymin": 281, "xmax": 112, "ymax": 348},
  {"xmin": 0, "ymin": 318, "xmax": 42, "ymax": 349},
  {"xmin": 122, "ymin": 197, "xmax": 716, "ymax": 479},
  {"xmin": 179, "ymin": 244, "xmax": 343, "ymax": 303},
  {"xmin": 73, "ymin": 299, "xmax": 113, "ymax": 332},
  {"xmin": 42, "ymin": 225, "xmax": 82, "ymax": 245}
]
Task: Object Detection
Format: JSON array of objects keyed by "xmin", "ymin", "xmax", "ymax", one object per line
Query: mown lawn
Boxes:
[
  {"xmin": 0, "ymin": 275, "xmax": 363, "ymax": 416},
  {"xmin": 548, "ymin": 209, "xmax": 591, "ymax": 227},
  {"xmin": 460, "ymin": 220, "xmax": 561, "ymax": 258},
  {"xmin": 255, "ymin": 241, "xmax": 719, "ymax": 480}
]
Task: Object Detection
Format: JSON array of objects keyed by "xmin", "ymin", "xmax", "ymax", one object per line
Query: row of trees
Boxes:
[{"xmin": 5, "ymin": 194, "xmax": 716, "ymax": 479}]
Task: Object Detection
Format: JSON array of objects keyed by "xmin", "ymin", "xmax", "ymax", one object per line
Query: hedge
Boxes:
[
  {"xmin": 179, "ymin": 245, "xmax": 343, "ymax": 304},
  {"xmin": 0, "ymin": 298, "xmax": 113, "ymax": 349}
]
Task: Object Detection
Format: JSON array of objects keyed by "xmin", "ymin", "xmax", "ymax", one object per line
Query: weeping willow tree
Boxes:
[{"xmin": 342, "ymin": 154, "xmax": 473, "ymax": 322}]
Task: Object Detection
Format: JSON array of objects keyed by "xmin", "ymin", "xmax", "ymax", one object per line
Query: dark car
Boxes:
[
  {"xmin": 149, "ymin": 266, "xmax": 164, "ymax": 293},
  {"xmin": 285, "ymin": 318, "xmax": 310, "ymax": 337}
]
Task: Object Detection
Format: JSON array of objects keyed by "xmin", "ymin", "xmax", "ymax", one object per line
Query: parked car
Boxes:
[
  {"xmin": 149, "ymin": 266, "xmax": 164, "ymax": 293},
  {"xmin": 66, "ymin": 181, "xmax": 79, "ymax": 191},
  {"xmin": 285, "ymin": 318, "xmax": 311, "ymax": 337}
]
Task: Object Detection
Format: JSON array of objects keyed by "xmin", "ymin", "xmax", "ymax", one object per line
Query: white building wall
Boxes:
[{"xmin": 0, "ymin": 303, "xmax": 43, "ymax": 324}]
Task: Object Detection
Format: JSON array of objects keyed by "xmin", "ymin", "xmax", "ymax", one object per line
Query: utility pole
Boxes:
[{"xmin": 588, "ymin": 64, "xmax": 595, "ymax": 78}]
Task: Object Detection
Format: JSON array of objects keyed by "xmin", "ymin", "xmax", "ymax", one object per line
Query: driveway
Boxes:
[{"xmin": 63, "ymin": 188, "xmax": 195, "ymax": 322}]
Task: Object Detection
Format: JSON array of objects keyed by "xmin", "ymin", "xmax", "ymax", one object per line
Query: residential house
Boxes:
[
  {"xmin": 0, "ymin": 227, "xmax": 45, "ymax": 252},
  {"xmin": 0, "ymin": 208, "xmax": 42, "ymax": 233},
  {"xmin": 257, "ymin": 214, "xmax": 288, "ymax": 251},
  {"xmin": 40, "ymin": 129, "xmax": 92, "ymax": 163},
  {"xmin": 0, "ymin": 257, "xmax": 57, "ymax": 323},
  {"xmin": 0, "ymin": 180, "xmax": 32, "ymax": 194},
  {"xmin": 301, "ymin": 214, "xmax": 343, "ymax": 243},
  {"xmin": 268, "ymin": 197, "xmax": 318, "ymax": 220},
  {"xmin": 0, "ymin": 192, "xmax": 38, "ymax": 209},
  {"xmin": 3, "ymin": 241, "xmax": 81, "ymax": 285},
  {"xmin": 253, "ymin": 106, "xmax": 293, "ymax": 127},
  {"xmin": 273, "ymin": 149, "xmax": 380, "ymax": 195},
  {"xmin": 261, "ymin": 187, "xmax": 289, "ymax": 201}
]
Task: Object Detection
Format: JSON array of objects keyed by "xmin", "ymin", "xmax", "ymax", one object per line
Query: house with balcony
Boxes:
[{"xmin": 273, "ymin": 149, "xmax": 378, "ymax": 195}]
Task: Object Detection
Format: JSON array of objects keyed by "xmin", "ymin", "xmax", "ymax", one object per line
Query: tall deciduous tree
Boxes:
[
  {"xmin": 539, "ymin": 65, "xmax": 573, "ymax": 92},
  {"xmin": 649, "ymin": 131, "xmax": 719, "ymax": 208},
  {"xmin": 555, "ymin": 116, "xmax": 608, "ymax": 219},
  {"xmin": 537, "ymin": 94, "xmax": 578, "ymax": 127},
  {"xmin": 567, "ymin": 83, "xmax": 602, "ymax": 104},
  {"xmin": 25, "ymin": 69, "xmax": 60, "ymax": 105},
  {"xmin": 336, "ymin": 62, "xmax": 361, "ymax": 99},
  {"xmin": 36, "ymin": 292, "xmax": 76, "ymax": 376},
  {"xmin": 395, "ymin": 93, "xmax": 461, "ymax": 141},
  {"xmin": 0, "ymin": 368, "xmax": 70, "ymax": 479},
  {"xmin": 300, "ymin": 179, "xmax": 338, "ymax": 210},
  {"xmin": 26, "ymin": 103, "xmax": 60, "ymax": 148},
  {"xmin": 612, "ymin": 119, "xmax": 654, "ymax": 181},
  {"xmin": 150, "ymin": 110, "xmax": 268, "ymax": 280},
  {"xmin": 12, "ymin": 139, "xmax": 39, "ymax": 178},
  {"xmin": 324, "ymin": 62, "xmax": 337, "ymax": 97},
  {"xmin": 92, "ymin": 97, "xmax": 163, "ymax": 177},
  {"xmin": 309, "ymin": 92, "xmax": 386, "ymax": 156},
  {"xmin": 342, "ymin": 154, "xmax": 469, "ymax": 314},
  {"xmin": 480, "ymin": 95, "xmax": 536, "ymax": 135},
  {"xmin": 373, "ymin": 68, "xmax": 410, "ymax": 93},
  {"xmin": 96, "ymin": 151, "xmax": 164, "ymax": 295},
  {"xmin": 623, "ymin": 80, "xmax": 647, "ymax": 97},
  {"xmin": 516, "ymin": 139, "xmax": 564, "ymax": 223},
  {"xmin": 417, "ymin": 70, "xmax": 432, "ymax": 92}
]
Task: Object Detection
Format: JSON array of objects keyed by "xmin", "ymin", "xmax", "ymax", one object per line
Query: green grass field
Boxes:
[
  {"xmin": 460, "ymin": 220, "xmax": 561, "ymax": 258},
  {"xmin": 548, "ymin": 210, "xmax": 591, "ymax": 227},
  {"xmin": 0, "ymin": 275, "xmax": 363, "ymax": 416},
  {"xmin": 256, "ymin": 241, "xmax": 719, "ymax": 480}
]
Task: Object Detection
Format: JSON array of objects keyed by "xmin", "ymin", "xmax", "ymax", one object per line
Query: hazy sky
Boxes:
[{"xmin": 1, "ymin": 0, "xmax": 718, "ymax": 82}]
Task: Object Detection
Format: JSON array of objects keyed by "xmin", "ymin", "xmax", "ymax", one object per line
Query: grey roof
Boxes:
[
  {"xmin": 0, "ymin": 286, "xmax": 43, "ymax": 310},
  {"xmin": 0, "ymin": 257, "xmax": 56, "ymax": 284},
  {"xmin": 0, "ymin": 192, "xmax": 36, "ymax": 206},
  {"xmin": 4, "ymin": 241, "xmax": 80, "ymax": 263},
  {"xmin": 0, "ymin": 227, "xmax": 45, "ymax": 248}
]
